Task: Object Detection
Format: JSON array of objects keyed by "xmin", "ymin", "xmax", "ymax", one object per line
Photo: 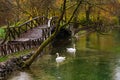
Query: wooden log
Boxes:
[
  {"xmin": 36, "ymin": 39, "xmax": 39, "ymax": 46},
  {"xmin": 25, "ymin": 24, "xmax": 28, "ymax": 32},
  {"xmin": 9, "ymin": 28, "xmax": 16, "ymax": 40},
  {"xmin": 39, "ymin": 38, "xmax": 42, "ymax": 45},
  {"xmin": 18, "ymin": 27, "xmax": 21, "ymax": 35},
  {"xmin": 28, "ymin": 40, "xmax": 31, "ymax": 48},
  {"xmin": 8, "ymin": 44, "xmax": 12, "ymax": 54},
  {"xmin": 16, "ymin": 43, "xmax": 20, "ymax": 52},
  {"xmin": 13, "ymin": 43, "xmax": 17, "ymax": 52},
  {"xmin": 39, "ymin": 18, "xmax": 42, "ymax": 25},
  {"xmin": 34, "ymin": 40, "xmax": 37, "ymax": 46},
  {"xmin": 27, "ymin": 22, "xmax": 32, "ymax": 29},
  {"xmin": 19, "ymin": 42, "xmax": 23, "ymax": 51},
  {"xmin": 13, "ymin": 28, "xmax": 20, "ymax": 37},
  {"xmin": 0, "ymin": 45, "xmax": 4, "ymax": 56},
  {"xmin": 0, "ymin": 46, "xmax": 3, "ymax": 56},
  {"xmin": 8, "ymin": 44, "xmax": 11, "ymax": 53},
  {"xmin": 26, "ymin": 41, "xmax": 29, "ymax": 49},
  {"xmin": 34, "ymin": 39, "xmax": 37, "ymax": 46},
  {"xmin": 3, "ymin": 44, "xmax": 7, "ymax": 56},
  {"xmin": 35, "ymin": 19, "xmax": 39, "ymax": 25},
  {"xmin": 8, "ymin": 44, "xmax": 14, "ymax": 54},
  {"xmin": 31, "ymin": 21, "xmax": 35, "ymax": 28},
  {"xmin": 21, "ymin": 42, "xmax": 26, "ymax": 49},
  {"xmin": 33, "ymin": 20, "xmax": 37, "ymax": 27},
  {"xmin": 32, "ymin": 40, "xmax": 35, "ymax": 47}
]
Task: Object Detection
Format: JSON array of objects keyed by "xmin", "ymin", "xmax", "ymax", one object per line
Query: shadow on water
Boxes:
[{"xmin": 8, "ymin": 31, "xmax": 120, "ymax": 80}]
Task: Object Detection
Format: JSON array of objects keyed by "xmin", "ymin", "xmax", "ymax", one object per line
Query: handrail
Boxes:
[
  {"xmin": 3, "ymin": 16, "xmax": 48, "ymax": 41},
  {"xmin": 17, "ymin": 16, "xmax": 46, "ymax": 28}
]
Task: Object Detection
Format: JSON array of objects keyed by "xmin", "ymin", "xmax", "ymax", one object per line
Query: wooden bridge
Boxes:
[
  {"xmin": 0, "ymin": 16, "xmax": 58, "ymax": 56},
  {"xmin": 0, "ymin": 16, "xmax": 116, "ymax": 56}
]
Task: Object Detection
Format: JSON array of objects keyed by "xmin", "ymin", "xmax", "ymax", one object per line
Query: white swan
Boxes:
[
  {"xmin": 67, "ymin": 44, "xmax": 76, "ymax": 53},
  {"xmin": 48, "ymin": 17, "xmax": 52, "ymax": 27},
  {"xmin": 56, "ymin": 53, "xmax": 65, "ymax": 63}
]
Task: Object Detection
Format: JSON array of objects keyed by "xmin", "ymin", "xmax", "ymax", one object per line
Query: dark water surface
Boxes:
[{"xmin": 8, "ymin": 32, "xmax": 120, "ymax": 80}]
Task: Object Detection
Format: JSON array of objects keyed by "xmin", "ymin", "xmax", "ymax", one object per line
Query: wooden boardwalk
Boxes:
[
  {"xmin": 0, "ymin": 16, "xmax": 57, "ymax": 56},
  {"xmin": 10, "ymin": 25, "xmax": 47, "ymax": 43}
]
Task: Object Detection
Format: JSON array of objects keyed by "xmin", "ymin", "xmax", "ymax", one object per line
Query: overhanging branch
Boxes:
[{"xmin": 84, "ymin": 1, "xmax": 115, "ymax": 15}]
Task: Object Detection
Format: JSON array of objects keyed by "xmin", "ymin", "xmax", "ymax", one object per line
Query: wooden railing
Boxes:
[
  {"xmin": 0, "ymin": 27, "xmax": 51, "ymax": 56},
  {"xmin": 4, "ymin": 16, "xmax": 48, "ymax": 41}
]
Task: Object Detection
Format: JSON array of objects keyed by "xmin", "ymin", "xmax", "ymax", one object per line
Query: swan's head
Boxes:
[
  {"xmin": 56, "ymin": 53, "xmax": 59, "ymax": 57},
  {"xmin": 56, "ymin": 53, "xmax": 59, "ymax": 55},
  {"xmin": 50, "ymin": 17, "xmax": 53, "ymax": 20}
]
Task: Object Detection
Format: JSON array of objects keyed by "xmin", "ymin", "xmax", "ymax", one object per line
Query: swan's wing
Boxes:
[
  {"xmin": 63, "ymin": 57, "xmax": 66, "ymax": 59},
  {"xmin": 56, "ymin": 57, "xmax": 65, "ymax": 59},
  {"xmin": 66, "ymin": 48, "xmax": 73, "ymax": 50}
]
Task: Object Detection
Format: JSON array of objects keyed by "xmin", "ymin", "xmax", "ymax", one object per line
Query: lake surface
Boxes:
[{"xmin": 8, "ymin": 31, "xmax": 120, "ymax": 80}]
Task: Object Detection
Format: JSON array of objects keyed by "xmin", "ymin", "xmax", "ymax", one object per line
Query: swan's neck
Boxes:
[
  {"xmin": 57, "ymin": 53, "xmax": 59, "ymax": 57},
  {"xmin": 73, "ymin": 45, "xmax": 75, "ymax": 49},
  {"xmin": 48, "ymin": 17, "xmax": 52, "ymax": 27},
  {"xmin": 73, "ymin": 46, "xmax": 75, "ymax": 49}
]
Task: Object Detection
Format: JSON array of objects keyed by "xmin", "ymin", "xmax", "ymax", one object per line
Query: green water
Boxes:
[{"xmin": 9, "ymin": 31, "xmax": 120, "ymax": 80}]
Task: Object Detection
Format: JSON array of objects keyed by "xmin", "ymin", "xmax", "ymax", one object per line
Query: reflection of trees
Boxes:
[
  {"xmin": 59, "ymin": 51, "xmax": 115, "ymax": 80},
  {"xmin": 96, "ymin": 57, "xmax": 114, "ymax": 80},
  {"xmin": 114, "ymin": 29, "xmax": 120, "ymax": 44}
]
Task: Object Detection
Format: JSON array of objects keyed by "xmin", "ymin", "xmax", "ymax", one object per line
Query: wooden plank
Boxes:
[
  {"xmin": 7, "ymin": 44, "xmax": 14, "ymax": 54},
  {"xmin": 9, "ymin": 28, "xmax": 16, "ymax": 39},
  {"xmin": 3, "ymin": 44, "xmax": 7, "ymax": 55},
  {"xmin": 13, "ymin": 28, "xmax": 20, "ymax": 37}
]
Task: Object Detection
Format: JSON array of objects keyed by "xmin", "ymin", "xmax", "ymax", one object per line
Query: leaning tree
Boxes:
[{"xmin": 22, "ymin": 0, "xmax": 84, "ymax": 68}]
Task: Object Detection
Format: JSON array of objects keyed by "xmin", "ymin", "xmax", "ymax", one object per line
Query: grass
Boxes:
[{"xmin": 0, "ymin": 28, "xmax": 5, "ymax": 39}]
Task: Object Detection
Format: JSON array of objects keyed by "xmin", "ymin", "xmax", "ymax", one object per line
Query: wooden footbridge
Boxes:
[{"xmin": 0, "ymin": 16, "xmax": 58, "ymax": 56}]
